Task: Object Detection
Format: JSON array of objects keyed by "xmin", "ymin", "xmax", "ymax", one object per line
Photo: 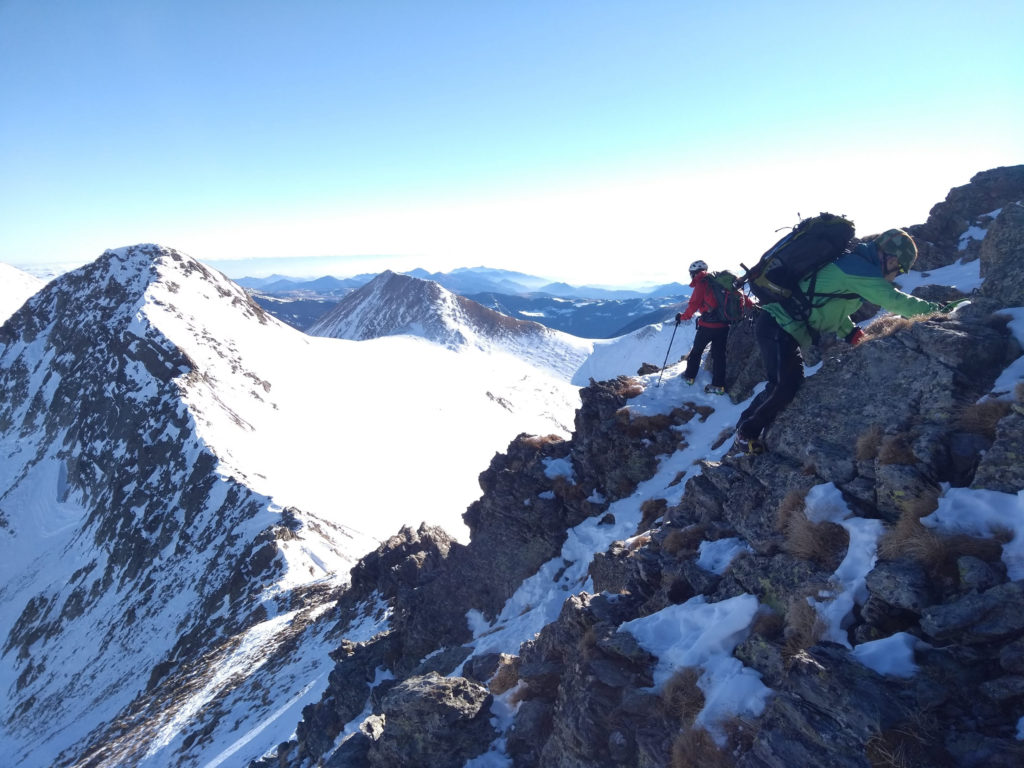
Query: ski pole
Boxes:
[{"xmin": 656, "ymin": 321, "xmax": 679, "ymax": 388}]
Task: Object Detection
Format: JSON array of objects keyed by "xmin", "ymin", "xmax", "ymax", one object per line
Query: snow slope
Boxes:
[{"xmin": 0, "ymin": 262, "xmax": 45, "ymax": 323}]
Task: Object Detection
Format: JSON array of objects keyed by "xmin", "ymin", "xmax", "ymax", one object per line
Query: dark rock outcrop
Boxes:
[{"xmin": 908, "ymin": 164, "xmax": 1024, "ymax": 269}]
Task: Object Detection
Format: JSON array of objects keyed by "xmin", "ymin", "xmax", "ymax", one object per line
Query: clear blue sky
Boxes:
[{"xmin": 2, "ymin": 0, "xmax": 1021, "ymax": 285}]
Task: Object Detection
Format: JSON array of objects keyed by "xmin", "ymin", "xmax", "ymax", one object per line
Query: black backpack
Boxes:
[
  {"xmin": 703, "ymin": 270, "xmax": 745, "ymax": 324},
  {"xmin": 737, "ymin": 212, "xmax": 856, "ymax": 323}
]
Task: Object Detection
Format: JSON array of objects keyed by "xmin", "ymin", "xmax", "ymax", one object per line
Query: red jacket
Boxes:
[{"xmin": 678, "ymin": 271, "xmax": 754, "ymax": 329}]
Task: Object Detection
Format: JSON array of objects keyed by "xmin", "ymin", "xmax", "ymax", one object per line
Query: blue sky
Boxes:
[{"xmin": 1, "ymin": 1, "xmax": 1021, "ymax": 285}]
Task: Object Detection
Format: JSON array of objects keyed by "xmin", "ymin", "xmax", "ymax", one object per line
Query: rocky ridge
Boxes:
[{"xmin": 255, "ymin": 165, "xmax": 1024, "ymax": 767}]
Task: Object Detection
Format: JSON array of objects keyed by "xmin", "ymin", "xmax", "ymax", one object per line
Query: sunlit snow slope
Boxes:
[{"xmin": 0, "ymin": 263, "xmax": 45, "ymax": 323}]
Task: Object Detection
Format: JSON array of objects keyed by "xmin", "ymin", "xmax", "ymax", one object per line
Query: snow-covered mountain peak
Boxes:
[
  {"xmin": 308, "ymin": 269, "xmax": 595, "ymax": 381},
  {"xmin": 98, "ymin": 242, "xmax": 271, "ymax": 327},
  {"xmin": 0, "ymin": 244, "xmax": 366, "ymax": 767},
  {"xmin": 308, "ymin": 268, "xmax": 510, "ymax": 347}
]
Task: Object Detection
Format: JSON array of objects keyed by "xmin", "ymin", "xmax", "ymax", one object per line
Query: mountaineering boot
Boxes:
[
  {"xmin": 704, "ymin": 384, "xmax": 726, "ymax": 395},
  {"xmin": 682, "ymin": 377, "xmax": 695, "ymax": 386},
  {"xmin": 732, "ymin": 434, "xmax": 766, "ymax": 455}
]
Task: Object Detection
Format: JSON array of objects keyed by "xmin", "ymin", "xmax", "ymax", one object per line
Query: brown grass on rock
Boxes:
[
  {"xmin": 856, "ymin": 424, "xmax": 883, "ymax": 461},
  {"xmin": 783, "ymin": 590, "xmax": 827, "ymax": 657},
  {"xmin": 878, "ymin": 433, "xmax": 918, "ymax": 465},
  {"xmin": 956, "ymin": 399, "xmax": 1012, "ymax": 440},
  {"xmin": 662, "ymin": 667, "xmax": 705, "ymax": 727}
]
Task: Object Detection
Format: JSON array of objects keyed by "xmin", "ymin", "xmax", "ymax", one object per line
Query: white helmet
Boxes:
[{"xmin": 689, "ymin": 260, "xmax": 708, "ymax": 277}]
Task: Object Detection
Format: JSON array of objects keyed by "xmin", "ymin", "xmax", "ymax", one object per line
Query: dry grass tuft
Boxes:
[
  {"xmin": 865, "ymin": 315, "xmax": 918, "ymax": 339},
  {"xmin": 782, "ymin": 515, "xmax": 850, "ymax": 570},
  {"xmin": 550, "ymin": 474, "xmax": 587, "ymax": 505},
  {"xmin": 945, "ymin": 533, "xmax": 1007, "ymax": 562},
  {"xmin": 866, "ymin": 713, "xmax": 941, "ymax": 768},
  {"xmin": 856, "ymin": 424, "xmax": 884, "ymax": 461},
  {"xmin": 662, "ymin": 524, "xmax": 708, "ymax": 557},
  {"xmin": 775, "ymin": 489, "xmax": 809, "ymax": 532},
  {"xmin": 877, "ymin": 511, "xmax": 947, "ymax": 569},
  {"xmin": 608, "ymin": 376, "xmax": 645, "ymax": 399},
  {"xmin": 639, "ymin": 498, "xmax": 668, "ymax": 532},
  {"xmin": 669, "ymin": 718, "xmax": 755, "ymax": 768},
  {"xmin": 488, "ymin": 656, "xmax": 520, "ymax": 695},
  {"xmin": 521, "ymin": 434, "xmax": 565, "ymax": 449},
  {"xmin": 662, "ymin": 667, "xmax": 705, "ymax": 726},
  {"xmin": 620, "ymin": 411, "xmax": 676, "ymax": 438},
  {"xmin": 905, "ymin": 493, "xmax": 940, "ymax": 519},
  {"xmin": 783, "ymin": 591, "xmax": 826, "ymax": 657},
  {"xmin": 670, "ymin": 727, "xmax": 734, "ymax": 768},
  {"xmin": 866, "ymin": 730, "xmax": 912, "ymax": 768},
  {"xmin": 956, "ymin": 399, "xmax": 1012, "ymax": 440},
  {"xmin": 878, "ymin": 434, "xmax": 918, "ymax": 465}
]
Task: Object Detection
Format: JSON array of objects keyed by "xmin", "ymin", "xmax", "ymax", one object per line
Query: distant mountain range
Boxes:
[{"xmin": 240, "ymin": 266, "xmax": 690, "ymax": 337}]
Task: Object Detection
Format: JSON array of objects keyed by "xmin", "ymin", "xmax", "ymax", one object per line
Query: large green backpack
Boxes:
[{"xmin": 704, "ymin": 270, "xmax": 744, "ymax": 324}]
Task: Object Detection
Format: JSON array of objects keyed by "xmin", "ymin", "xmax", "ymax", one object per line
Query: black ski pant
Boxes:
[
  {"xmin": 682, "ymin": 324, "xmax": 729, "ymax": 387},
  {"xmin": 735, "ymin": 311, "xmax": 804, "ymax": 440}
]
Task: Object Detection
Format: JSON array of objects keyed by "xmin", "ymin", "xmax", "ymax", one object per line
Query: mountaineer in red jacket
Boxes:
[{"xmin": 675, "ymin": 260, "xmax": 755, "ymax": 394}]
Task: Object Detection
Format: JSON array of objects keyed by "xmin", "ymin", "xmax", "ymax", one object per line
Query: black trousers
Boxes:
[
  {"xmin": 683, "ymin": 324, "xmax": 729, "ymax": 387},
  {"xmin": 735, "ymin": 312, "xmax": 804, "ymax": 440}
]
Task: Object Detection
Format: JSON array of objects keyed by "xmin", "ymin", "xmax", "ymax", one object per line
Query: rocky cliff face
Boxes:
[
  {"xmin": 909, "ymin": 164, "xmax": 1024, "ymax": 270},
  {"xmin": 254, "ymin": 168, "xmax": 1024, "ymax": 768}
]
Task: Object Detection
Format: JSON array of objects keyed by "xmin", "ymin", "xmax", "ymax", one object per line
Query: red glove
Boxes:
[{"xmin": 847, "ymin": 328, "xmax": 865, "ymax": 346}]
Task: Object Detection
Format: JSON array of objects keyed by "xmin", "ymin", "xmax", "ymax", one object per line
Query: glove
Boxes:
[
  {"xmin": 675, "ymin": 312, "xmax": 685, "ymax": 325},
  {"xmin": 846, "ymin": 328, "xmax": 865, "ymax": 346}
]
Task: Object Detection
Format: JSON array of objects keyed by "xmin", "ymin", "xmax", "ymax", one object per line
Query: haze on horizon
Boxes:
[{"xmin": 1, "ymin": 0, "xmax": 1021, "ymax": 286}]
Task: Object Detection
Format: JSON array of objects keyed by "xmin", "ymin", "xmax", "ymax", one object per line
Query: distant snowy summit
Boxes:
[
  {"xmin": 309, "ymin": 269, "xmax": 544, "ymax": 346},
  {"xmin": 308, "ymin": 269, "xmax": 594, "ymax": 380}
]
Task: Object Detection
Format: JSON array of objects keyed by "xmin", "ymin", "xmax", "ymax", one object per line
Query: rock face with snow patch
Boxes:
[{"xmin": 909, "ymin": 164, "xmax": 1024, "ymax": 270}]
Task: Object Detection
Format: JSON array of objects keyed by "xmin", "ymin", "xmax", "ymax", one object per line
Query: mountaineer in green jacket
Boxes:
[{"xmin": 734, "ymin": 228, "xmax": 942, "ymax": 454}]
